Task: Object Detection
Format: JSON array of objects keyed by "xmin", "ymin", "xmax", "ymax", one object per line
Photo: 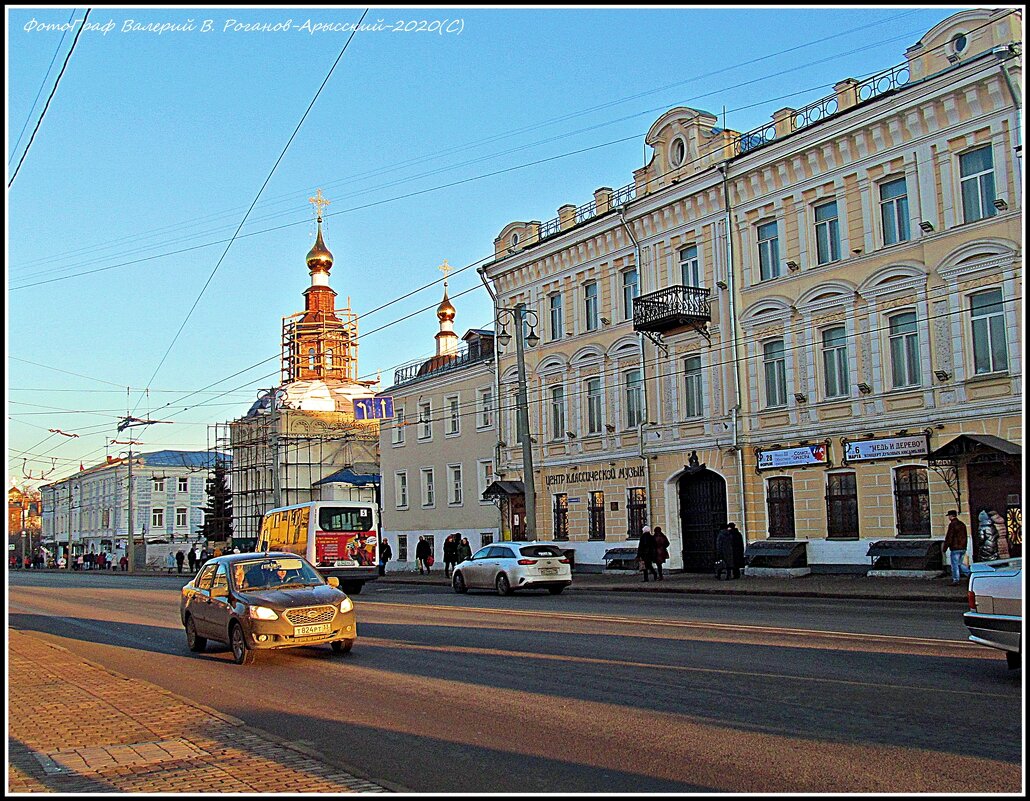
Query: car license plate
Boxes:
[
  {"xmin": 540, "ymin": 567, "xmax": 559, "ymax": 575},
  {"xmin": 294, "ymin": 623, "xmax": 331, "ymax": 637},
  {"xmin": 335, "ymin": 560, "xmax": 355, "ymax": 567}
]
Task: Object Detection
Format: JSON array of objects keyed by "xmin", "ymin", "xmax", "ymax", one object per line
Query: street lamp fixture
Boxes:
[{"xmin": 496, "ymin": 328, "xmax": 512, "ymax": 348}]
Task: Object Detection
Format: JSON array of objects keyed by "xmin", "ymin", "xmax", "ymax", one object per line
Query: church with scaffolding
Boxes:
[{"xmin": 211, "ymin": 191, "xmax": 381, "ymax": 549}]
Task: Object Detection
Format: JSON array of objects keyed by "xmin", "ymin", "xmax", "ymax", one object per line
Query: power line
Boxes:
[
  {"xmin": 128, "ymin": 7, "xmax": 370, "ymax": 417},
  {"xmin": 8, "ymin": 8, "xmax": 91, "ymax": 188}
]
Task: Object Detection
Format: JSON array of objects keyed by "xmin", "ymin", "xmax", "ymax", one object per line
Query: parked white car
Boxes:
[
  {"xmin": 452, "ymin": 541, "xmax": 572, "ymax": 596},
  {"xmin": 964, "ymin": 557, "xmax": 1022, "ymax": 670}
]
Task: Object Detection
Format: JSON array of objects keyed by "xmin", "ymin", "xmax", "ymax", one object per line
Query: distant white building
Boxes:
[{"xmin": 40, "ymin": 450, "xmax": 225, "ymax": 568}]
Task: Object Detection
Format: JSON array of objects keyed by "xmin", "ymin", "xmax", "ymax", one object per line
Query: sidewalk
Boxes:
[
  {"xmin": 379, "ymin": 568, "xmax": 970, "ymax": 602},
  {"xmin": 7, "ymin": 629, "xmax": 389, "ymax": 794}
]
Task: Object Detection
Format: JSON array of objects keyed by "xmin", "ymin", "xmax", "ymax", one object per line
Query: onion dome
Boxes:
[
  {"xmin": 306, "ymin": 218, "xmax": 334, "ymax": 271},
  {"xmin": 437, "ymin": 286, "xmax": 456, "ymax": 322}
]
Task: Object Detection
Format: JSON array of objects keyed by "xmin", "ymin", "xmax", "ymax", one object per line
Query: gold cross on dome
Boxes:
[
  {"xmin": 308, "ymin": 188, "xmax": 331, "ymax": 219},
  {"xmin": 438, "ymin": 259, "xmax": 453, "ymax": 285}
]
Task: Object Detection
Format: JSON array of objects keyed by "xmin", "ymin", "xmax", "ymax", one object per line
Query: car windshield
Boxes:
[
  {"xmin": 520, "ymin": 545, "xmax": 565, "ymax": 558},
  {"xmin": 232, "ymin": 557, "xmax": 324, "ymax": 590}
]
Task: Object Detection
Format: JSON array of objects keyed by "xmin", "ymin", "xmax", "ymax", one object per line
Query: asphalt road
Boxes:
[{"xmin": 7, "ymin": 572, "xmax": 1023, "ymax": 793}]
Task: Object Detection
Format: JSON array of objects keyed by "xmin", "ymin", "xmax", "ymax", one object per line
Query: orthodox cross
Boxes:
[
  {"xmin": 439, "ymin": 259, "xmax": 453, "ymax": 288},
  {"xmin": 309, "ymin": 188, "xmax": 331, "ymax": 220}
]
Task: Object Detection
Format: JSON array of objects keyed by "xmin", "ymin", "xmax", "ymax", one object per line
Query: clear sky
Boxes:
[{"xmin": 6, "ymin": 4, "xmax": 967, "ymax": 488}]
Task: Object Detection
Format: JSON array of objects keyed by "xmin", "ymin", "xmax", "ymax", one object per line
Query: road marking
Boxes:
[{"xmin": 357, "ymin": 599, "xmax": 978, "ymax": 649}]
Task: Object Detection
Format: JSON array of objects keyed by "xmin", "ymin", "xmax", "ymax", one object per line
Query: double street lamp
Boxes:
[{"xmin": 495, "ymin": 303, "xmax": 540, "ymax": 540}]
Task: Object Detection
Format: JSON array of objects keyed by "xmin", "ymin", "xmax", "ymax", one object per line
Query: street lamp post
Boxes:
[{"xmin": 495, "ymin": 303, "xmax": 540, "ymax": 540}]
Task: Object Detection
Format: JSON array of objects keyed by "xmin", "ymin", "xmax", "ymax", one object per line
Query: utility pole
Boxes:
[
  {"xmin": 495, "ymin": 304, "xmax": 540, "ymax": 539},
  {"xmin": 66, "ymin": 482, "xmax": 73, "ymax": 569},
  {"xmin": 116, "ymin": 415, "xmax": 172, "ymax": 573}
]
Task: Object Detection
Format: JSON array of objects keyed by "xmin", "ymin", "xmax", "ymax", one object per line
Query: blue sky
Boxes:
[{"xmin": 6, "ymin": 5, "xmax": 965, "ymax": 486}]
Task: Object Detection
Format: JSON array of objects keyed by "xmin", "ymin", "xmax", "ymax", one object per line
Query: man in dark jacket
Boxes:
[
  {"xmin": 415, "ymin": 536, "xmax": 432, "ymax": 574},
  {"xmin": 636, "ymin": 526, "xmax": 658, "ymax": 582},
  {"xmin": 378, "ymin": 538, "xmax": 392, "ymax": 577},
  {"xmin": 443, "ymin": 533, "xmax": 459, "ymax": 578},
  {"xmin": 175, "ymin": 549, "xmax": 186, "ymax": 574},
  {"xmin": 943, "ymin": 510, "xmax": 971, "ymax": 585},
  {"xmin": 727, "ymin": 523, "xmax": 745, "ymax": 579}
]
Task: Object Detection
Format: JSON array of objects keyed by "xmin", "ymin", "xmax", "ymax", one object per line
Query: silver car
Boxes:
[
  {"xmin": 452, "ymin": 541, "xmax": 572, "ymax": 596},
  {"xmin": 964, "ymin": 557, "xmax": 1022, "ymax": 670}
]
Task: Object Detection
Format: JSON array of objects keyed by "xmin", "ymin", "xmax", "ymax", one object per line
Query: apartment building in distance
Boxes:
[
  {"xmin": 378, "ymin": 278, "xmax": 499, "ymax": 569},
  {"xmin": 480, "ymin": 8, "xmax": 1022, "ymax": 571}
]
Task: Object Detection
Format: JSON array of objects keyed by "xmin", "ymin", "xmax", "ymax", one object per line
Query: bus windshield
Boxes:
[{"xmin": 318, "ymin": 506, "xmax": 373, "ymax": 532}]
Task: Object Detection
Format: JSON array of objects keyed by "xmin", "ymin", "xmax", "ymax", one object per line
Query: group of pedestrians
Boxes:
[
  {"xmin": 635, "ymin": 525, "xmax": 671, "ymax": 581},
  {"xmin": 442, "ymin": 533, "xmax": 472, "ymax": 577},
  {"xmin": 943, "ymin": 508, "xmax": 1010, "ymax": 585},
  {"xmin": 71, "ymin": 551, "xmax": 121, "ymax": 571}
]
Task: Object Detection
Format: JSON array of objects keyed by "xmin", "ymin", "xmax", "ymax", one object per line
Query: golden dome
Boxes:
[
  {"xmin": 306, "ymin": 219, "xmax": 334, "ymax": 271},
  {"xmin": 437, "ymin": 286, "xmax": 456, "ymax": 321}
]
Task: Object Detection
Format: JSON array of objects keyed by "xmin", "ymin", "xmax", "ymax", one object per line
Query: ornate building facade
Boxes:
[
  {"xmin": 220, "ymin": 192, "xmax": 380, "ymax": 548},
  {"xmin": 481, "ymin": 8, "xmax": 1022, "ymax": 571}
]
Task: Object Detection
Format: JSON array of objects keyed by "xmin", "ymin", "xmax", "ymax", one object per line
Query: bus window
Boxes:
[{"xmin": 319, "ymin": 506, "xmax": 374, "ymax": 532}]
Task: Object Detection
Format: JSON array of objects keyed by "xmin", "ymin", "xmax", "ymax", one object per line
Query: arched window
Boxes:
[{"xmin": 326, "ymin": 348, "xmax": 334, "ymax": 368}]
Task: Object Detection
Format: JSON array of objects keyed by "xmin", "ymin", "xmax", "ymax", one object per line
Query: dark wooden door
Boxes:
[{"xmin": 679, "ymin": 470, "xmax": 728, "ymax": 572}]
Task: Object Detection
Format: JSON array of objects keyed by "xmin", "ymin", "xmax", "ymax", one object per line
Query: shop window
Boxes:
[
  {"xmin": 588, "ymin": 491, "xmax": 606, "ymax": 540},
  {"xmin": 553, "ymin": 494, "xmax": 569, "ymax": 541},
  {"xmin": 766, "ymin": 477, "xmax": 796, "ymax": 539},
  {"xmin": 826, "ymin": 472, "xmax": 859, "ymax": 539},
  {"xmin": 894, "ymin": 466, "xmax": 931, "ymax": 537},
  {"xmin": 627, "ymin": 488, "xmax": 647, "ymax": 539}
]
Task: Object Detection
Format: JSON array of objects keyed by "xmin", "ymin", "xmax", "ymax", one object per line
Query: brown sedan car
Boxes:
[{"xmin": 180, "ymin": 552, "xmax": 357, "ymax": 664}]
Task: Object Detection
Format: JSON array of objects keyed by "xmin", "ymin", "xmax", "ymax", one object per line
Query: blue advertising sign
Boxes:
[{"xmin": 353, "ymin": 396, "xmax": 395, "ymax": 420}]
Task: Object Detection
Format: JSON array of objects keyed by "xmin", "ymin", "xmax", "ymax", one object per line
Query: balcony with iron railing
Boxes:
[{"xmin": 632, "ymin": 285, "xmax": 711, "ymax": 334}]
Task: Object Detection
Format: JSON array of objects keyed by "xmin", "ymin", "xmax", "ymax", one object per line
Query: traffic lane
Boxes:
[
  {"xmin": 8, "ymin": 589, "xmax": 1021, "ymax": 775},
  {"xmin": 7, "ymin": 603, "xmax": 1020, "ymax": 794}
]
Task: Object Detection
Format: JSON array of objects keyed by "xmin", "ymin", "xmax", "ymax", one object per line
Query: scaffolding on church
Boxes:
[{"xmin": 281, "ymin": 304, "xmax": 359, "ymax": 384}]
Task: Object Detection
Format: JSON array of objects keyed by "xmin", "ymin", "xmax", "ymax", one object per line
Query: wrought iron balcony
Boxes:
[{"xmin": 632, "ymin": 285, "xmax": 711, "ymax": 334}]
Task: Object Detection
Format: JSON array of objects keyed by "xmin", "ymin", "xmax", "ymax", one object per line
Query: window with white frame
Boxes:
[
  {"xmin": 959, "ymin": 145, "xmax": 997, "ymax": 223},
  {"xmin": 879, "ymin": 178, "xmax": 910, "ymax": 245},
  {"xmin": 622, "ymin": 269, "xmax": 639, "ymax": 321},
  {"xmin": 477, "ymin": 459, "xmax": 494, "ymax": 502},
  {"xmin": 178, "ymin": 477, "xmax": 188, "ymax": 493},
  {"xmin": 680, "ymin": 245, "xmax": 701, "ymax": 287},
  {"xmin": 420, "ymin": 468, "xmax": 435, "ymax": 507},
  {"xmin": 152, "ymin": 508, "xmax": 164, "ymax": 528},
  {"xmin": 683, "ymin": 356, "xmax": 703, "ymax": 418},
  {"xmin": 888, "ymin": 311, "xmax": 920, "ymax": 388},
  {"xmin": 763, "ymin": 340, "xmax": 787, "ymax": 408},
  {"xmin": 549, "ymin": 293, "xmax": 563, "ymax": 341},
  {"xmin": 550, "ymin": 385, "xmax": 566, "ymax": 440},
  {"xmin": 586, "ymin": 377, "xmax": 603, "ymax": 435},
  {"xmin": 822, "ymin": 326, "xmax": 849, "ymax": 398},
  {"xmin": 448, "ymin": 464, "xmax": 463, "ymax": 505},
  {"xmin": 756, "ymin": 222, "xmax": 781, "ymax": 281},
  {"xmin": 153, "ymin": 478, "xmax": 165, "ymax": 493},
  {"xmin": 175, "ymin": 507, "xmax": 187, "ymax": 527},
  {"xmin": 477, "ymin": 388, "xmax": 493, "ymax": 428},
  {"xmin": 392, "ymin": 407, "xmax": 406, "ymax": 444},
  {"xmin": 418, "ymin": 401, "xmax": 432, "ymax": 440},
  {"xmin": 814, "ymin": 201, "xmax": 841, "ymax": 264},
  {"xmin": 584, "ymin": 282, "xmax": 599, "ymax": 331},
  {"xmin": 395, "ymin": 472, "xmax": 408, "ymax": 508},
  {"xmin": 624, "ymin": 368, "xmax": 644, "ymax": 428},
  {"xmin": 445, "ymin": 395, "xmax": 460, "ymax": 435},
  {"xmin": 970, "ymin": 289, "xmax": 1008, "ymax": 374}
]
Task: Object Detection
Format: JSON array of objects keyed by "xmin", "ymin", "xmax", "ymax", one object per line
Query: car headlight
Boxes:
[
  {"xmin": 339, "ymin": 597, "xmax": 353, "ymax": 614},
  {"xmin": 249, "ymin": 605, "xmax": 279, "ymax": 620}
]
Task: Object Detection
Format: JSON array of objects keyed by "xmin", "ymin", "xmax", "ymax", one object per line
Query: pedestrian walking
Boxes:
[
  {"xmin": 379, "ymin": 538, "xmax": 393, "ymax": 576},
  {"xmin": 653, "ymin": 526, "xmax": 670, "ymax": 581},
  {"xmin": 75, "ymin": 554, "xmax": 84, "ymax": 571},
  {"xmin": 457, "ymin": 537, "xmax": 473, "ymax": 564},
  {"xmin": 943, "ymin": 510, "xmax": 972, "ymax": 585},
  {"xmin": 166, "ymin": 551, "xmax": 177, "ymax": 575},
  {"xmin": 119, "ymin": 554, "xmax": 128, "ymax": 571},
  {"xmin": 176, "ymin": 549, "xmax": 186, "ymax": 574},
  {"xmin": 187, "ymin": 547, "xmax": 198, "ymax": 573},
  {"xmin": 443, "ymin": 533, "xmax": 459, "ymax": 578},
  {"xmin": 636, "ymin": 525, "xmax": 658, "ymax": 582},
  {"xmin": 415, "ymin": 536, "xmax": 432, "ymax": 574},
  {"xmin": 728, "ymin": 522, "xmax": 745, "ymax": 579}
]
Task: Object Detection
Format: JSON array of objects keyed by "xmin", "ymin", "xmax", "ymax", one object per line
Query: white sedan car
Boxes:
[
  {"xmin": 452, "ymin": 541, "xmax": 572, "ymax": 596},
  {"xmin": 964, "ymin": 557, "xmax": 1021, "ymax": 670}
]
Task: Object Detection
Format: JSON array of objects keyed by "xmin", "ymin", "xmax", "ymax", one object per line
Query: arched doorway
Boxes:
[{"xmin": 678, "ymin": 468, "xmax": 728, "ymax": 572}]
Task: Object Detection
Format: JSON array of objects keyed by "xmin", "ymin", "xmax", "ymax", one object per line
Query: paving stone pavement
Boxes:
[{"xmin": 7, "ymin": 629, "xmax": 389, "ymax": 794}]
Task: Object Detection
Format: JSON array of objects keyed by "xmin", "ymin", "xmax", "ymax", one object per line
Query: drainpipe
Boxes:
[
  {"xmin": 479, "ymin": 266, "xmax": 504, "ymax": 539},
  {"xmin": 997, "ymin": 47, "xmax": 1023, "ymax": 191},
  {"xmin": 618, "ymin": 208, "xmax": 653, "ymax": 537},
  {"xmin": 719, "ymin": 162, "xmax": 749, "ymax": 544}
]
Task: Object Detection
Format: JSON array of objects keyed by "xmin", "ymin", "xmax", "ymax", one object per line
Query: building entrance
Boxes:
[{"xmin": 678, "ymin": 468, "xmax": 727, "ymax": 572}]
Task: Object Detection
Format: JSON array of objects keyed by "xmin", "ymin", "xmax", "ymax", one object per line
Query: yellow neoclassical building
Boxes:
[{"xmin": 480, "ymin": 8, "xmax": 1022, "ymax": 572}]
